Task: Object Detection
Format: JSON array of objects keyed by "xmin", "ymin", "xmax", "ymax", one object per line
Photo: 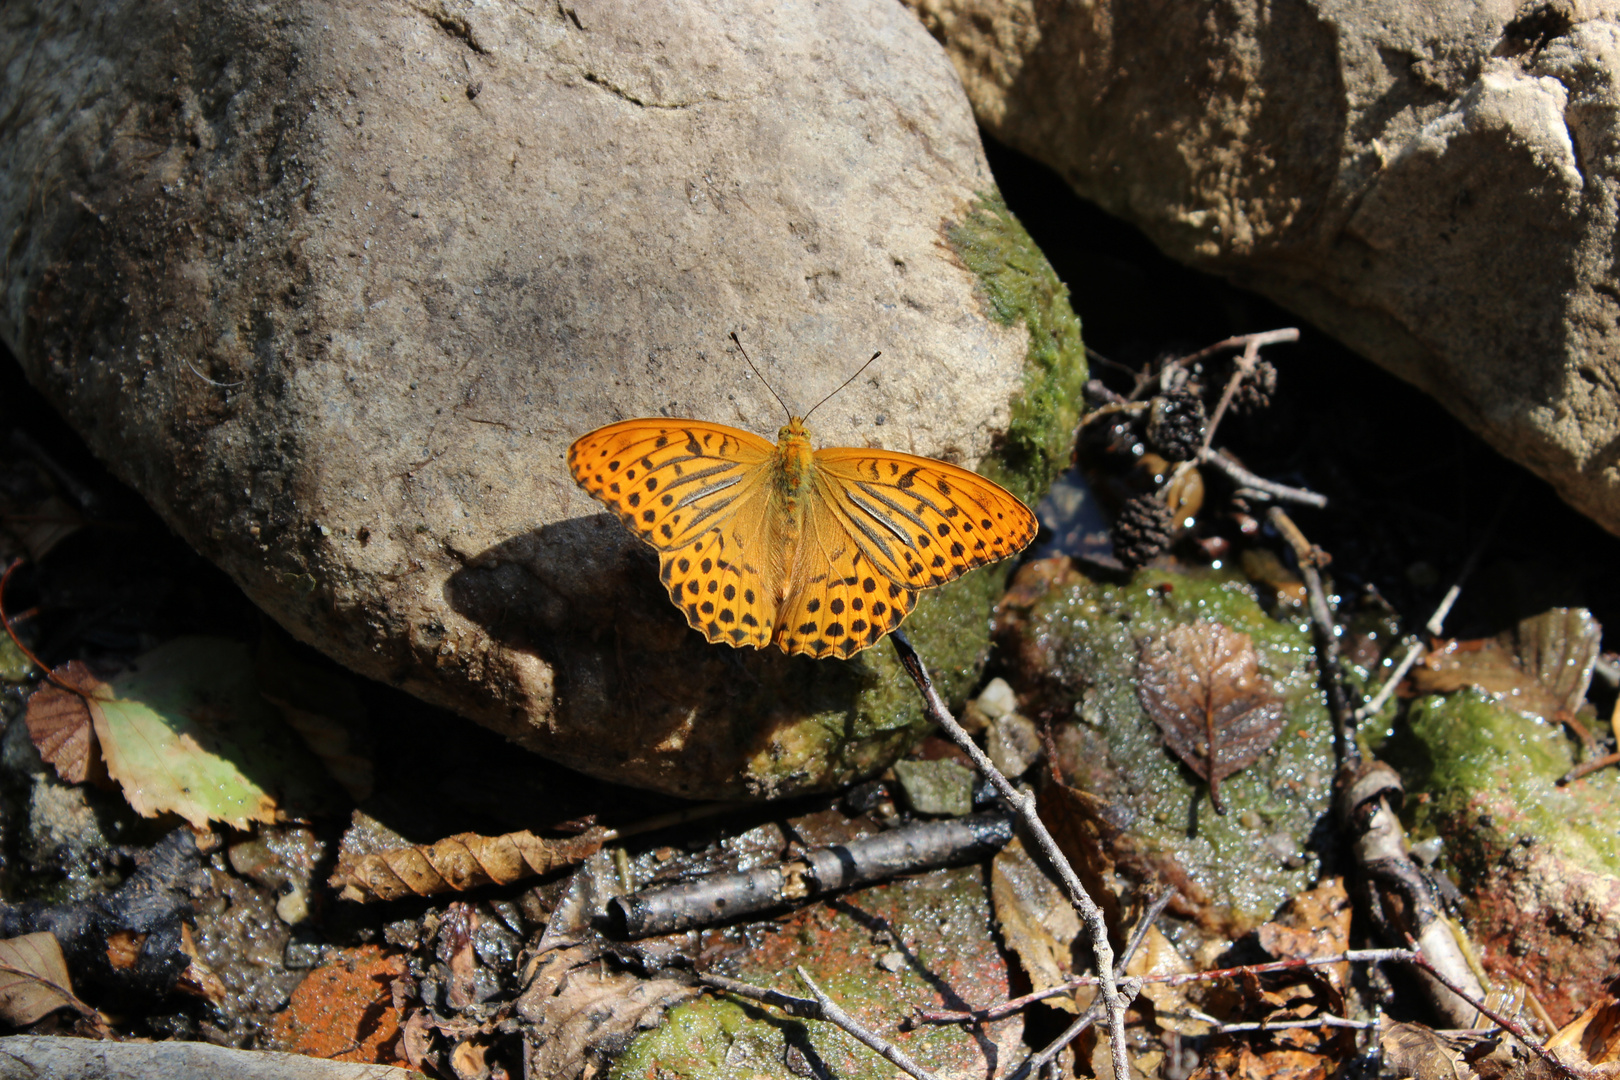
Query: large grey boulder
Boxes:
[
  {"xmin": 0, "ymin": 0, "xmax": 1083, "ymax": 797},
  {"xmin": 906, "ymin": 0, "xmax": 1620, "ymax": 535}
]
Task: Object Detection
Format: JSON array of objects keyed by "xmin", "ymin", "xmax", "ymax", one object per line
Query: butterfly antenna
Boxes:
[
  {"xmin": 804, "ymin": 350, "xmax": 882, "ymax": 422},
  {"xmin": 731, "ymin": 332, "xmax": 793, "ymax": 422}
]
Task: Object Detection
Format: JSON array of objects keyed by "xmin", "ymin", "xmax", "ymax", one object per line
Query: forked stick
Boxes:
[{"xmin": 889, "ymin": 629, "xmax": 1134, "ymax": 1080}]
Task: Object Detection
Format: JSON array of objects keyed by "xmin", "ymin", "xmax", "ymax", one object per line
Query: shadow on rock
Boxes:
[{"xmin": 445, "ymin": 514, "xmax": 886, "ymax": 799}]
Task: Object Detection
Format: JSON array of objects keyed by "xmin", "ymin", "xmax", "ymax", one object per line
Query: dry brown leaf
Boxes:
[
  {"xmin": 0, "ymin": 932, "xmax": 91, "ymax": 1026},
  {"xmin": 1546, "ymin": 976, "xmax": 1620, "ymax": 1075},
  {"xmin": 450, "ymin": 1038, "xmax": 491, "ymax": 1080},
  {"xmin": 104, "ymin": 929, "xmax": 145, "ymax": 971},
  {"xmin": 990, "ymin": 836, "xmax": 1084, "ymax": 1012},
  {"xmin": 518, "ymin": 944, "xmax": 697, "ymax": 1080},
  {"xmin": 1379, "ymin": 1017, "xmax": 1503, "ymax": 1080},
  {"xmin": 23, "ymin": 661, "xmax": 105, "ymax": 784},
  {"xmin": 1137, "ymin": 622, "xmax": 1285, "ymax": 813},
  {"xmin": 1255, "ymin": 878, "xmax": 1353, "ymax": 997},
  {"xmin": 1036, "ymin": 752, "xmax": 1124, "ymax": 939},
  {"xmin": 1125, "ymin": 924, "xmax": 1200, "ymax": 1035},
  {"xmin": 1412, "ymin": 608, "xmax": 1601, "ymax": 725},
  {"xmin": 331, "ymin": 827, "xmax": 608, "ymax": 902}
]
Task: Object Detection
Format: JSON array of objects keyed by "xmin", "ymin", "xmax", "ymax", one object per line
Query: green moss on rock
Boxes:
[
  {"xmin": 947, "ymin": 190, "xmax": 1087, "ymax": 508},
  {"xmin": 1396, "ymin": 689, "xmax": 1620, "ymax": 876}
]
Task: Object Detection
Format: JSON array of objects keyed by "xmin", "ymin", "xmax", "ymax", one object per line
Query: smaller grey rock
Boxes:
[
  {"xmin": 974, "ymin": 678, "xmax": 1018, "ymax": 721},
  {"xmin": 892, "ymin": 759, "xmax": 974, "ymax": 816},
  {"xmin": 985, "ymin": 711, "xmax": 1041, "ymax": 778}
]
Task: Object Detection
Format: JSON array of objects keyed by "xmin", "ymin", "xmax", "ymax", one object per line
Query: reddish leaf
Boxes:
[
  {"xmin": 1137, "ymin": 622, "xmax": 1285, "ymax": 814},
  {"xmin": 23, "ymin": 661, "xmax": 106, "ymax": 784}
]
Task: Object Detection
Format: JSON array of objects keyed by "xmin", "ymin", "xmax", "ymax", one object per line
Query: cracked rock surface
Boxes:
[
  {"xmin": 0, "ymin": 0, "xmax": 1067, "ymax": 796},
  {"xmin": 906, "ymin": 0, "xmax": 1620, "ymax": 535}
]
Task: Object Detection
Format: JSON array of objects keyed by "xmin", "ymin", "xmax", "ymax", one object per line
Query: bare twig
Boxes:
[
  {"xmin": 919, "ymin": 948, "xmax": 1420, "ymax": 1024},
  {"xmin": 1561, "ymin": 749, "xmax": 1620, "ymax": 784},
  {"xmin": 1006, "ymin": 1002, "xmax": 1107, "ymax": 1080},
  {"xmin": 610, "ymin": 812, "xmax": 1012, "ymax": 935},
  {"xmin": 1168, "ymin": 1008, "xmax": 1377, "ymax": 1033},
  {"xmin": 889, "ymin": 630, "xmax": 1133, "ymax": 1080},
  {"xmin": 1169, "ymin": 328, "xmax": 1300, "ymax": 378},
  {"xmin": 1269, "ymin": 507, "xmax": 1356, "ymax": 763},
  {"xmin": 1354, "ymin": 638, "xmax": 1426, "ymax": 722},
  {"xmin": 1199, "ymin": 448, "xmax": 1328, "ymax": 508},
  {"xmin": 0, "ymin": 558, "xmax": 81, "ymax": 695},
  {"xmin": 1203, "ymin": 335, "xmax": 1265, "ymax": 450},
  {"xmin": 795, "ymin": 966, "xmax": 940, "ymax": 1080}
]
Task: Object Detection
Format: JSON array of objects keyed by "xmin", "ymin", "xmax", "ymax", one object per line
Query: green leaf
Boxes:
[{"xmin": 91, "ymin": 637, "xmax": 335, "ymax": 829}]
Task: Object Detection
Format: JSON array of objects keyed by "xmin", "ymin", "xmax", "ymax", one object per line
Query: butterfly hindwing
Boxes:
[
  {"xmin": 568, "ymin": 419, "xmax": 775, "ymax": 551},
  {"xmin": 659, "ymin": 527, "xmax": 776, "ymax": 649},
  {"xmin": 809, "ymin": 448, "xmax": 1038, "ymax": 590},
  {"xmin": 773, "ymin": 537, "xmax": 918, "ymax": 659}
]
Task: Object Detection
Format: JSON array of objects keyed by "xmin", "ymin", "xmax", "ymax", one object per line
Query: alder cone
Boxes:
[{"xmin": 1111, "ymin": 495, "xmax": 1173, "ymax": 570}]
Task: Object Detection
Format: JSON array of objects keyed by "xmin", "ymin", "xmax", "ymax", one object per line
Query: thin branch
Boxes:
[
  {"xmin": 1354, "ymin": 638, "xmax": 1425, "ymax": 722},
  {"xmin": 1170, "ymin": 328, "xmax": 1300, "ymax": 375},
  {"xmin": 1403, "ymin": 949, "xmax": 1579, "ymax": 1080},
  {"xmin": 795, "ymin": 966, "xmax": 941, "ymax": 1080},
  {"xmin": 889, "ymin": 630, "xmax": 1133, "ymax": 1080},
  {"xmin": 1005, "ymin": 1002, "xmax": 1106, "ymax": 1080},
  {"xmin": 0, "ymin": 558, "xmax": 80, "ymax": 694},
  {"xmin": 1168, "ymin": 1008, "xmax": 1377, "ymax": 1033},
  {"xmin": 1199, "ymin": 448, "xmax": 1328, "ymax": 508},
  {"xmin": 918, "ymin": 948, "xmax": 1419, "ymax": 1024},
  {"xmin": 699, "ymin": 970, "xmax": 941, "ymax": 1080},
  {"xmin": 1560, "ymin": 749, "xmax": 1620, "ymax": 785},
  {"xmin": 1202, "ymin": 335, "xmax": 1264, "ymax": 450},
  {"xmin": 1269, "ymin": 507, "xmax": 1356, "ymax": 764}
]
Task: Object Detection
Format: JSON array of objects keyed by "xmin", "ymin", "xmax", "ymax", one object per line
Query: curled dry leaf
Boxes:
[
  {"xmin": 332, "ymin": 828, "xmax": 608, "ymax": 902},
  {"xmin": 23, "ymin": 660, "xmax": 104, "ymax": 784},
  {"xmin": 1379, "ymin": 1017, "xmax": 1505, "ymax": 1080},
  {"xmin": 1137, "ymin": 622, "xmax": 1285, "ymax": 814},
  {"xmin": 0, "ymin": 931, "xmax": 93, "ymax": 1026},
  {"xmin": 518, "ymin": 944, "xmax": 698, "ymax": 1080},
  {"xmin": 1414, "ymin": 607, "xmax": 1602, "ymax": 726},
  {"xmin": 1547, "ymin": 975, "xmax": 1620, "ymax": 1076},
  {"xmin": 990, "ymin": 836, "xmax": 1084, "ymax": 1012}
]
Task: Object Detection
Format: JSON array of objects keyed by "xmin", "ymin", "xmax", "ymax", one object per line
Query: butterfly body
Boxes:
[{"xmin": 568, "ymin": 414, "xmax": 1037, "ymax": 659}]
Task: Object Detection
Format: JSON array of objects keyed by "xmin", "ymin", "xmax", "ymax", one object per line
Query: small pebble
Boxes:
[{"xmin": 877, "ymin": 951, "xmax": 906, "ymax": 972}]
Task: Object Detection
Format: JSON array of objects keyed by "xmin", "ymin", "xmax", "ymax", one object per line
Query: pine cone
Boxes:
[
  {"xmin": 1231, "ymin": 359, "xmax": 1279, "ymax": 416},
  {"xmin": 1145, "ymin": 390, "xmax": 1207, "ymax": 461},
  {"xmin": 1111, "ymin": 494, "xmax": 1173, "ymax": 569}
]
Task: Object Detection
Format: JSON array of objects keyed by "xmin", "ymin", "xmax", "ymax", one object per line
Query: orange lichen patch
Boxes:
[{"xmin": 265, "ymin": 945, "xmax": 409, "ymax": 1065}]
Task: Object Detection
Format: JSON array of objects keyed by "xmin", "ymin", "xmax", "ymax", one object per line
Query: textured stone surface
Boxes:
[
  {"xmin": 906, "ymin": 0, "xmax": 1620, "ymax": 535},
  {"xmin": 0, "ymin": 0, "xmax": 1083, "ymax": 796}
]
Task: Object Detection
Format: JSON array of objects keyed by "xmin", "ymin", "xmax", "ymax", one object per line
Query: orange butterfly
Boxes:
[{"xmin": 567, "ymin": 354, "xmax": 1038, "ymax": 659}]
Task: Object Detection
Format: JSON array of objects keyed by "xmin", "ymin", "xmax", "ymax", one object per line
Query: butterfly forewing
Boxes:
[
  {"xmin": 809, "ymin": 448, "xmax": 1038, "ymax": 590},
  {"xmin": 568, "ymin": 419, "xmax": 775, "ymax": 551}
]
